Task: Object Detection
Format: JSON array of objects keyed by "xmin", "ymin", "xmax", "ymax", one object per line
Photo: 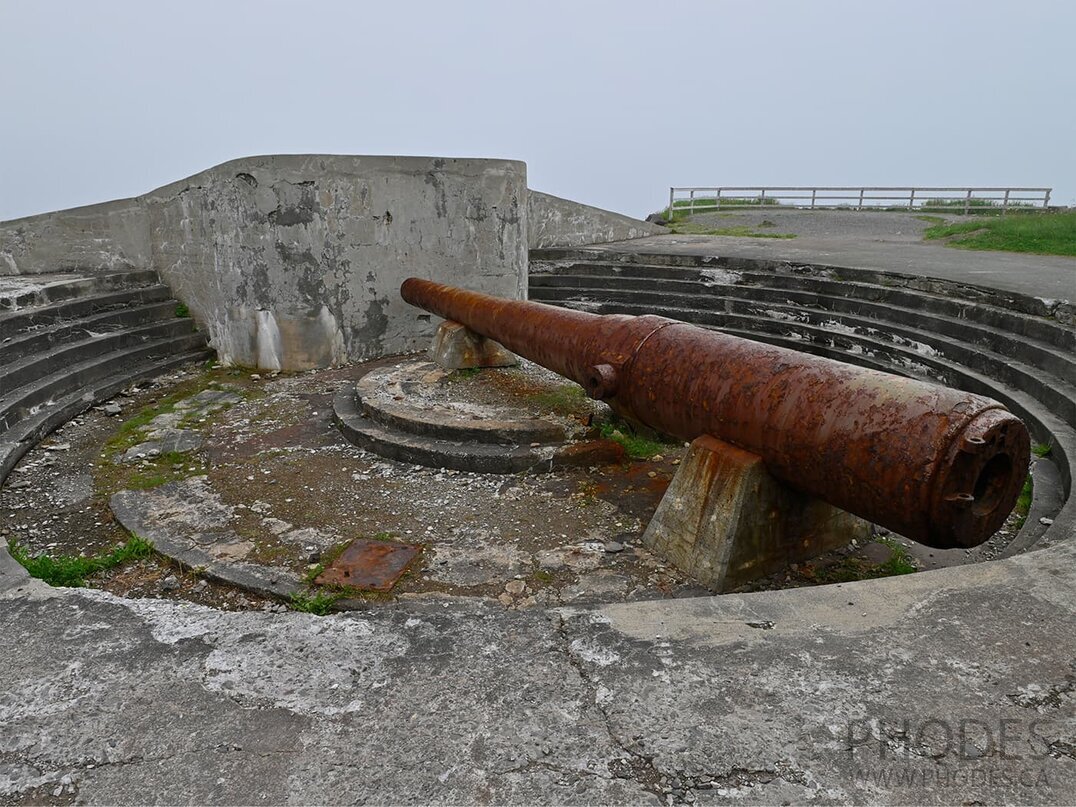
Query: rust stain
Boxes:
[
  {"xmin": 314, "ymin": 538, "xmax": 420, "ymax": 591},
  {"xmin": 400, "ymin": 277, "xmax": 1031, "ymax": 549}
]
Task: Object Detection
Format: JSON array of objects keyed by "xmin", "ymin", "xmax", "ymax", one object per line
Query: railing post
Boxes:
[
  {"xmin": 759, "ymin": 188, "xmax": 766, "ymax": 207},
  {"xmin": 668, "ymin": 187, "xmax": 674, "ymax": 220},
  {"xmin": 858, "ymin": 188, "xmax": 865, "ymax": 210},
  {"xmin": 716, "ymin": 188, "xmax": 722, "ymax": 209},
  {"xmin": 1002, "ymin": 189, "xmax": 1010, "ymax": 215},
  {"xmin": 964, "ymin": 189, "xmax": 972, "ymax": 215},
  {"xmin": 908, "ymin": 188, "xmax": 915, "ymax": 210},
  {"xmin": 1043, "ymin": 189, "xmax": 1051, "ymax": 208},
  {"xmin": 689, "ymin": 189, "xmax": 695, "ymax": 216},
  {"xmin": 811, "ymin": 188, "xmax": 816, "ymax": 209}
]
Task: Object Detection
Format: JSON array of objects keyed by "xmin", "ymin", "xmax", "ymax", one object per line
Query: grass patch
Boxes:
[
  {"xmin": 1032, "ymin": 442, "xmax": 1053, "ymax": 458},
  {"xmin": 599, "ymin": 420, "xmax": 673, "ymax": 459},
  {"xmin": 923, "ymin": 211, "xmax": 1076, "ymax": 256},
  {"xmin": 175, "ymin": 303, "xmax": 190, "ymax": 318},
  {"xmin": 8, "ymin": 535, "xmax": 154, "ymax": 587},
  {"xmin": 289, "ymin": 589, "xmax": 341, "ymax": 615},
  {"xmin": 1014, "ymin": 474, "xmax": 1034, "ymax": 531},
  {"xmin": 919, "ymin": 199, "xmax": 1037, "ymax": 215},
  {"xmin": 662, "ymin": 197, "xmax": 781, "ymax": 220}
]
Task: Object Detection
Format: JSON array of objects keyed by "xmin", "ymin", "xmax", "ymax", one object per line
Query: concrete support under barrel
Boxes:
[
  {"xmin": 429, "ymin": 321, "xmax": 518, "ymax": 370},
  {"xmin": 643, "ymin": 435, "xmax": 870, "ymax": 592}
]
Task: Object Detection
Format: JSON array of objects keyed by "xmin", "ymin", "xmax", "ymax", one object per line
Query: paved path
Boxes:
[{"xmin": 591, "ymin": 225, "xmax": 1075, "ymax": 302}]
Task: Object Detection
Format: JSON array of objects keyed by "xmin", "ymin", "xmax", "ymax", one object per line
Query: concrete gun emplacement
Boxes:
[{"xmin": 401, "ymin": 277, "xmax": 1031, "ymax": 549}]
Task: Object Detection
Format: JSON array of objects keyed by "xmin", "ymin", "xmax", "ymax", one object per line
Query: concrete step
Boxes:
[
  {"xmin": 0, "ymin": 349, "xmax": 212, "ymax": 487},
  {"xmin": 334, "ymin": 387, "xmax": 555, "ymax": 474},
  {"xmin": 0, "ymin": 332, "xmax": 208, "ymax": 432},
  {"xmin": 531, "ymin": 247, "xmax": 1074, "ymax": 326},
  {"xmin": 0, "ymin": 300, "xmax": 180, "ymax": 367},
  {"xmin": 0, "ymin": 269, "xmax": 161, "ymax": 312},
  {"xmin": 354, "ymin": 362, "xmax": 567, "ymax": 446},
  {"xmin": 2, "ymin": 318, "xmax": 198, "ymax": 395},
  {"xmin": 530, "ymin": 265, "xmax": 1076, "ymax": 356},
  {"xmin": 531, "ymin": 286, "xmax": 1076, "ymax": 426},
  {"xmin": 0, "ymin": 285, "xmax": 175, "ymax": 340}
]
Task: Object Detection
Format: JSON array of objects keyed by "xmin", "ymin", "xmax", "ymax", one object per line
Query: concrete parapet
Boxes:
[
  {"xmin": 643, "ymin": 435, "xmax": 869, "ymax": 591},
  {"xmin": 1, "ymin": 155, "xmax": 529, "ymax": 370},
  {"xmin": 527, "ymin": 191, "xmax": 667, "ymax": 249}
]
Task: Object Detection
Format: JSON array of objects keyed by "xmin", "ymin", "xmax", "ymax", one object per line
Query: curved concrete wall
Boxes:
[{"xmin": 0, "ymin": 155, "xmax": 528, "ymax": 370}]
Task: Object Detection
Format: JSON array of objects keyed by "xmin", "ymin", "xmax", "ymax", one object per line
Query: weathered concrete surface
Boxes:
[
  {"xmin": 110, "ymin": 477, "xmax": 304, "ymax": 600},
  {"xmin": 644, "ymin": 436, "xmax": 869, "ymax": 591},
  {"xmin": 0, "ymin": 539, "xmax": 1073, "ymax": 804},
  {"xmin": 0, "ymin": 199, "xmax": 151, "ymax": 276},
  {"xmin": 528, "ymin": 190, "xmax": 668, "ymax": 249},
  {"xmin": 0, "ymin": 155, "xmax": 529, "ymax": 370},
  {"xmin": 429, "ymin": 320, "xmax": 519, "ymax": 370}
]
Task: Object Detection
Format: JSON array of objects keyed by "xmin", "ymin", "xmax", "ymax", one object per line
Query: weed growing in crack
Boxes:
[{"xmin": 289, "ymin": 589, "xmax": 341, "ymax": 615}]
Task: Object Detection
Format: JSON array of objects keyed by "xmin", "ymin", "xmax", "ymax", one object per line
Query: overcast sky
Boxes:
[{"xmin": 2, "ymin": 0, "xmax": 1074, "ymax": 222}]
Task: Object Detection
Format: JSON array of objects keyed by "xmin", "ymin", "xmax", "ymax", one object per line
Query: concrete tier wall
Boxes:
[{"xmin": 0, "ymin": 155, "xmax": 528, "ymax": 370}]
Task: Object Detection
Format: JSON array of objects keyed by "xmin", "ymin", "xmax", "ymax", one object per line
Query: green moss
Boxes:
[
  {"xmin": 599, "ymin": 421, "xmax": 672, "ymax": 459},
  {"xmin": 810, "ymin": 537, "xmax": 916, "ymax": 584},
  {"xmin": 1032, "ymin": 442, "xmax": 1053, "ymax": 458},
  {"xmin": 7, "ymin": 535, "xmax": 154, "ymax": 587},
  {"xmin": 532, "ymin": 568, "xmax": 554, "ymax": 585},
  {"xmin": 175, "ymin": 303, "xmax": 190, "ymax": 318},
  {"xmin": 528, "ymin": 383, "xmax": 590, "ymax": 416},
  {"xmin": 96, "ymin": 451, "xmax": 207, "ymax": 495},
  {"xmin": 1015, "ymin": 474, "xmax": 1034, "ymax": 530},
  {"xmin": 445, "ymin": 367, "xmax": 482, "ymax": 382}
]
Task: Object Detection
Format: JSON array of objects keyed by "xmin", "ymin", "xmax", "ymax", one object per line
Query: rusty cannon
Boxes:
[{"xmin": 401, "ymin": 277, "xmax": 1030, "ymax": 549}]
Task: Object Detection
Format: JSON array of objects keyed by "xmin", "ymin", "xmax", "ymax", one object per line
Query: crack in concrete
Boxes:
[
  {"xmin": 552, "ymin": 612, "xmax": 667, "ymax": 803},
  {"xmin": 552, "ymin": 613, "xmax": 827, "ymax": 804}
]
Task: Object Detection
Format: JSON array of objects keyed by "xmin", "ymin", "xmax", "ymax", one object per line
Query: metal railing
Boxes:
[{"xmin": 668, "ymin": 186, "xmax": 1053, "ymax": 215}]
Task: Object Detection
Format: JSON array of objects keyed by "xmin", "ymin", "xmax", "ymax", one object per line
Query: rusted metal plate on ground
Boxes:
[{"xmin": 314, "ymin": 539, "xmax": 420, "ymax": 591}]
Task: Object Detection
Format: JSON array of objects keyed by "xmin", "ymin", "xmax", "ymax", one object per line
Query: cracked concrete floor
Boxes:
[{"xmin": 1, "ymin": 535, "xmax": 1073, "ymax": 805}]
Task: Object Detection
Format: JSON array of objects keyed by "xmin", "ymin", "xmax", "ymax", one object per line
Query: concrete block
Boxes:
[
  {"xmin": 430, "ymin": 321, "xmax": 518, "ymax": 370},
  {"xmin": 643, "ymin": 435, "xmax": 869, "ymax": 592}
]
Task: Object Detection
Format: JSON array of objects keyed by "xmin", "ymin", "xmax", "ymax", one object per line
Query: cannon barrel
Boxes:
[{"xmin": 401, "ymin": 277, "xmax": 1030, "ymax": 549}]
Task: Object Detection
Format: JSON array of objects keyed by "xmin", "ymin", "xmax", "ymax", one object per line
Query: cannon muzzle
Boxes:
[{"xmin": 401, "ymin": 277, "xmax": 1030, "ymax": 549}]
